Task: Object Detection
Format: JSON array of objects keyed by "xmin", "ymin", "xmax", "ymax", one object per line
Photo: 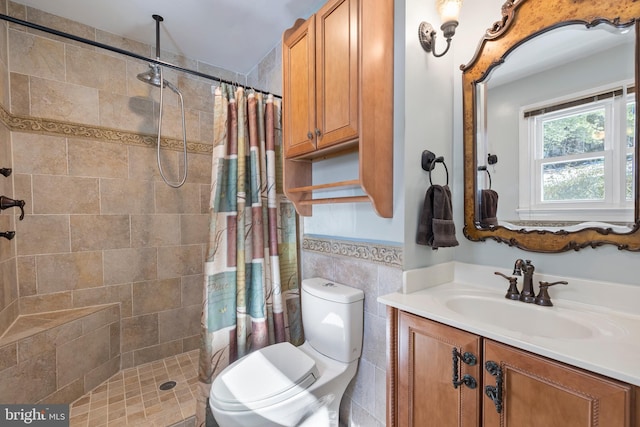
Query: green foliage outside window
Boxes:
[
  {"xmin": 542, "ymin": 159, "xmax": 604, "ymax": 201},
  {"xmin": 541, "ymin": 102, "xmax": 635, "ymax": 202},
  {"xmin": 542, "ymin": 109, "xmax": 605, "ymax": 159}
]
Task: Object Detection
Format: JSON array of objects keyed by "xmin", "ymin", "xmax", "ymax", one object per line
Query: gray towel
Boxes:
[
  {"xmin": 417, "ymin": 185, "xmax": 459, "ymax": 249},
  {"xmin": 480, "ymin": 189, "xmax": 499, "ymax": 227}
]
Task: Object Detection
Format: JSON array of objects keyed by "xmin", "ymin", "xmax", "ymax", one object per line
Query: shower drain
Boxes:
[{"xmin": 159, "ymin": 381, "xmax": 177, "ymax": 391}]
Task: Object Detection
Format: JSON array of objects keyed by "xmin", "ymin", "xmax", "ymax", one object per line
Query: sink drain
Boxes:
[{"xmin": 159, "ymin": 381, "xmax": 177, "ymax": 391}]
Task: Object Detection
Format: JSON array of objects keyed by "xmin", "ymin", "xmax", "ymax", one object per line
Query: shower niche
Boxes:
[{"xmin": 281, "ymin": 0, "xmax": 394, "ymax": 218}]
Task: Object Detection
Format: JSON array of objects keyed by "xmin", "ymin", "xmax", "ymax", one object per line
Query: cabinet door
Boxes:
[
  {"xmin": 315, "ymin": 0, "xmax": 359, "ymax": 149},
  {"xmin": 282, "ymin": 15, "xmax": 317, "ymax": 158},
  {"xmin": 483, "ymin": 340, "xmax": 631, "ymax": 427},
  {"xmin": 398, "ymin": 312, "xmax": 481, "ymax": 427}
]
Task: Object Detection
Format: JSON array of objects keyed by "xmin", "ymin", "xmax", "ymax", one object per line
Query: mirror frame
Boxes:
[{"xmin": 461, "ymin": 0, "xmax": 640, "ymax": 252}]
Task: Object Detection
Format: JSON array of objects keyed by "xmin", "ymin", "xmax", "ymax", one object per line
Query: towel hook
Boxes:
[
  {"xmin": 478, "ymin": 165, "xmax": 492, "ymax": 189},
  {"xmin": 421, "ymin": 150, "xmax": 449, "ymax": 186}
]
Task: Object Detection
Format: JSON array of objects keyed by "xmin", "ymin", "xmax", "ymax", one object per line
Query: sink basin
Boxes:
[{"xmin": 445, "ymin": 295, "xmax": 594, "ymax": 339}]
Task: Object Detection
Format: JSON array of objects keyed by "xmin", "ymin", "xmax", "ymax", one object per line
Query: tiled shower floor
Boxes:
[{"xmin": 69, "ymin": 350, "xmax": 199, "ymax": 427}]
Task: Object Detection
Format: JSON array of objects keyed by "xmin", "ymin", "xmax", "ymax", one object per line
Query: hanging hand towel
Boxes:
[
  {"xmin": 416, "ymin": 185, "xmax": 459, "ymax": 249},
  {"xmin": 479, "ymin": 189, "xmax": 499, "ymax": 227}
]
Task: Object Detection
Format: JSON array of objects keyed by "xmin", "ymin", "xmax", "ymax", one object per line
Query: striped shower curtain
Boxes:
[{"xmin": 195, "ymin": 85, "xmax": 302, "ymax": 426}]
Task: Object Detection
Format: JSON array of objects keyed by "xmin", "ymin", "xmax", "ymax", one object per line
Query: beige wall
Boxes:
[
  {"xmin": 2, "ymin": 1, "xmax": 222, "ymax": 368},
  {"xmin": 247, "ymin": 41, "xmax": 282, "ymax": 96},
  {"xmin": 0, "ymin": 0, "xmax": 18, "ymax": 337}
]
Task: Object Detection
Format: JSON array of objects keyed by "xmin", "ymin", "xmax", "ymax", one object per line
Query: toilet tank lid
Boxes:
[{"xmin": 302, "ymin": 278, "xmax": 364, "ymax": 303}]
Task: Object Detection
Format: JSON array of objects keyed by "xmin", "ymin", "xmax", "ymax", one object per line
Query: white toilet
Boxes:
[{"xmin": 209, "ymin": 277, "xmax": 365, "ymax": 427}]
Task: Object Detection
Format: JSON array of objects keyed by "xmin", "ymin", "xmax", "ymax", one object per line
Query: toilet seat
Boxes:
[{"xmin": 210, "ymin": 342, "xmax": 319, "ymax": 411}]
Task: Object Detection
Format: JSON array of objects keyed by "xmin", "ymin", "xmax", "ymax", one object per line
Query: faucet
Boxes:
[
  {"xmin": 535, "ymin": 280, "xmax": 568, "ymax": 306},
  {"xmin": 513, "ymin": 259, "xmax": 535, "ymax": 303},
  {"xmin": 494, "ymin": 271, "xmax": 519, "ymax": 300},
  {"xmin": 0, "ymin": 196, "xmax": 25, "ymax": 220}
]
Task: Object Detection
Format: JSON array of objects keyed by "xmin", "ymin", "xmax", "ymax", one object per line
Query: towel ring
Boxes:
[
  {"xmin": 478, "ymin": 165, "xmax": 492, "ymax": 189},
  {"xmin": 421, "ymin": 150, "xmax": 449, "ymax": 186},
  {"xmin": 429, "ymin": 158, "xmax": 449, "ymax": 186}
]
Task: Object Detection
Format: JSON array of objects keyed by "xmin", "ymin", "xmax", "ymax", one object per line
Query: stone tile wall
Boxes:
[
  {"xmin": 0, "ymin": 304, "xmax": 120, "ymax": 404},
  {"xmin": 0, "ymin": 0, "xmax": 17, "ymax": 337},
  {"xmin": 0, "ymin": 1, "xmax": 229, "ymax": 369},
  {"xmin": 301, "ymin": 236, "xmax": 403, "ymax": 427},
  {"xmin": 247, "ymin": 42, "xmax": 283, "ymax": 96}
]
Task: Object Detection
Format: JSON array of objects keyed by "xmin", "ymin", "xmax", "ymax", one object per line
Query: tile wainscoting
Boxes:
[{"xmin": 301, "ymin": 235, "xmax": 402, "ymax": 427}]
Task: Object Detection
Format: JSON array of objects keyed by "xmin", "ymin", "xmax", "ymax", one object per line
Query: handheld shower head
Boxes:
[
  {"xmin": 163, "ymin": 79, "xmax": 181, "ymax": 94},
  {"xmin": 138, "ymin": 13, "xmax": 188, "ymax": 188}
]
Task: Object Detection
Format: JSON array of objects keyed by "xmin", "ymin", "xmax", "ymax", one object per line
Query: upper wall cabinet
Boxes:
[
  {"xmin": 282, "ymin": 0, "xmax": 358, "ymax": 158},
  {"xmin": 282, "ymin": 0, "xmax": 394, "ymax": 217}
]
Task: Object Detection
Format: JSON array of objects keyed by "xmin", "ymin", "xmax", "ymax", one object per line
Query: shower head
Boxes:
[
  {"xmin": 136, "ymin": 64, "xmax": 163, "ymax": 88},
  {"xmin": 136, "ymin": 15, "xmax": 182, "ymax": 95},
  {"xmin": 136, "ymin": 64, "xmax": 182, "ymax": 94}
]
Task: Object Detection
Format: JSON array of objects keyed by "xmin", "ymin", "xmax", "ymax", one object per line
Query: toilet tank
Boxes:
[{"xmin": 301, "ymin": 278, "xmax": 364, "ymax": 363}]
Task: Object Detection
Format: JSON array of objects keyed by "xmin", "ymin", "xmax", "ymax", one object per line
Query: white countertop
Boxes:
[{"xmin": 378, "ymin": 261, "xmax": 640, "ymax": 387}]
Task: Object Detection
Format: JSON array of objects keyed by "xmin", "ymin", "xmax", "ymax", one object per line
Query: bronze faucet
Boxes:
[
  {"xmin": 513, "ymin": 259, "xmax": 536, "ymax": 303},
  {"xmin": 0, "ymin": 196, "xmax": 25, "ymax": 220},
  {"xmin": 535, "ymin": 281, "xmax": 568, "ymax": 306},
  {"xmin": 494, "ymin": 271, "xmax": 519, "ymax": 300},
  {"xmin": 496, "ymin": 260, "xmax": 569, "ymax": 307}
]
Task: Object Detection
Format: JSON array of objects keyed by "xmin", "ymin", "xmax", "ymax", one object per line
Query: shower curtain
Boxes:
[{"xmin": 196, "ymin": 84, "xmax": 302, "ymax": 426}]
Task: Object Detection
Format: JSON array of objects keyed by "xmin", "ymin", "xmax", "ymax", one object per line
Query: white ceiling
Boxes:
[{"xmin": 11, "ymin": 0, "xmax": 325, "ymax": 74}]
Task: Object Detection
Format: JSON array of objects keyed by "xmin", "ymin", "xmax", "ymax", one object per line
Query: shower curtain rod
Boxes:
[{"xmin": 0, "ymin": 13, "xmax": 282, "ymax": 99}]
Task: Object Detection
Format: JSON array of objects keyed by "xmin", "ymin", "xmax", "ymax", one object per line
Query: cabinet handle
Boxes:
[
  {"xmin": 307, "ymin": 131, "xmax": 314, "ymax": 140},
  {"xmin": 485, "ymin": 360, "xmax": 503, "ymax": 413},
  {"xmin": 452, "ymin": 347, "xmax": 477, "ymax": 389},
  {"xmin": 315, "ymin": 128, "xmax": 321, "ymax": 137}
]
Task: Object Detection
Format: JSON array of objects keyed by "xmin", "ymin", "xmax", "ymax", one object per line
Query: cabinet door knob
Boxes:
[
  {"xmin": 315, "ymin": 128, "xmax": 321, "ymax": 137},
  {"xmin": 307, "ymin": 131, "xmax": 314, "ymax": 140}
]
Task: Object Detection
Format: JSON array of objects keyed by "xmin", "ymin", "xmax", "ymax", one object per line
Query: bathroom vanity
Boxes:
[{"xmin": 379, "ymin": 262, "xmax": 640, "ymax": 427}]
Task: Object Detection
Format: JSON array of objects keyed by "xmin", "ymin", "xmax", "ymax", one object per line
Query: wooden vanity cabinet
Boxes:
[
  {"xmin": 281, "ymin": 0, "xmax": 393, "ymax": 217},
  {"xmin": 396, "ymin": 310, "xmax": 481, "ymax": 427},
  {"xmin": 388, "ymin": 307, "xmax": 634, "ymax": 427},
  {"xmin": 482, "ymin": 340, "xmax": 631, "ymax": 427}
]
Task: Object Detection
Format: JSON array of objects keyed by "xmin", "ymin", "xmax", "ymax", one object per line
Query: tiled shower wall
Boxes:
[
  {"xmin": 0, "ymin": 1, "xmax": 245, "ymax": 368},
  {"xmin": 301, "ymin": 236, "xmax": 403, "ymax": 427},
  {"xmin": 0, "ymin": 0, "xmax": 288, "ymax": 371},
  {"xmin": 0, "ymin": 0, "xmax": 17, "ymax": 337}
]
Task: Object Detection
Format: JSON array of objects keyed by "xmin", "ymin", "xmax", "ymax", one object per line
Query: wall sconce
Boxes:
[{"xmin": 418, "ymin": 0, "xmax": 463, "ymax": 57}]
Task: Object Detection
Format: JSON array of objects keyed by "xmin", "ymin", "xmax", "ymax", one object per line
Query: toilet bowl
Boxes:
[{"xmin": 209, "ymin": 278, "xmax": 365, "ymax": 427}]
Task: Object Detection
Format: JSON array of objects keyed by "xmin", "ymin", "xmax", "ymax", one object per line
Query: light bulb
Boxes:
[{"xmin": 436, "ymin": 0, "xmax": 463, "ymax": 23}]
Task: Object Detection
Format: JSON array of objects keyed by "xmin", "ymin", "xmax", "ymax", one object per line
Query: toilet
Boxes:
[{"xmin": 209, "ymin": 277, "xmax": 365, "ymax": 427}]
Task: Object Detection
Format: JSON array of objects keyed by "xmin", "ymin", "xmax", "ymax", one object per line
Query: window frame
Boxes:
[{"xmin": 518, "ymin": 81, "xmax": 635, "ymax": 222}]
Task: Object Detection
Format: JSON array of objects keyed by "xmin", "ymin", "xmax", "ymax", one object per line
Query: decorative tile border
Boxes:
[
  {"xmin": 0, "ymin": 104, "xmax": 213, "ymax": 155},
  {"xmin": 302, "ymin": 235, "xmax": 403, "ymax": 268}
]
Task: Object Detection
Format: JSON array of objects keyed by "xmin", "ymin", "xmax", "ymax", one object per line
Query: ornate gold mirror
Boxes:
[{"xmin": 462, "ymin": 0, "xmax": 640, "ymax": 252}]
